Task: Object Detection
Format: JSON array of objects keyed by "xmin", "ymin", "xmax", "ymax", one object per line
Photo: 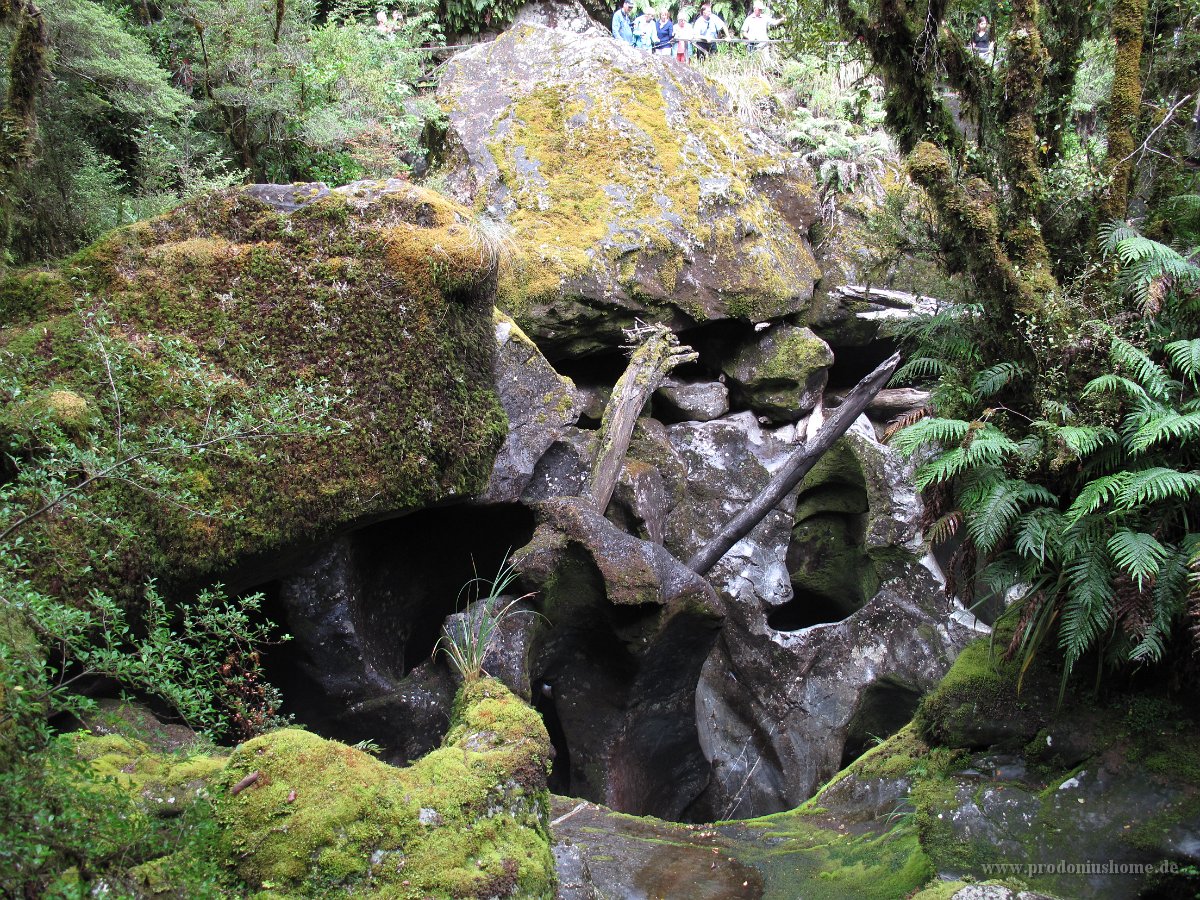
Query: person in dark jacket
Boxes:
[{"xmin": 653, "ymin": 8, "xmax": 674, "ymax": 56}]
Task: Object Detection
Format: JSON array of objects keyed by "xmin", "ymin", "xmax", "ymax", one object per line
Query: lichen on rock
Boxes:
[
  {"xmin": 437, "ymin": 18, "xmax": 822, "ymax": 356},
  {"xmin": 0, "ymin": 178, "xmax": 508, "ymax": 601}
]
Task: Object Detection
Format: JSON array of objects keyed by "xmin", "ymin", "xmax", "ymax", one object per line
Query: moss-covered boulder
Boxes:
[
  {"xmin": 217, "ymin": 678, "xmax": 555, "ymax": 898},
  {"xmin": 723, "ymin": 325, "xmax": 834, "ymax": 423},
  {"xmin": 0, "ymin": 179, "xmax": 507, "ymax": 601},
  {"xmin": 437, "ymin": 19, "xmax": 822, "ymax": 357}
]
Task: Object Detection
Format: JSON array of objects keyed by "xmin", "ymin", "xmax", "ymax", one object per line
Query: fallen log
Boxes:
[
  {"xmin": 686, "ymin": 351, "xmax": 902, "ymax": 575},
  {"xmin": 583, "ymin": 323, "xmax": 697, "ymax": 513}
]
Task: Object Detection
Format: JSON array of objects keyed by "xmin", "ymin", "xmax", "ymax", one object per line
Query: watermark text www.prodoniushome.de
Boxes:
[{"xmin": 982, "ymin": 859, "xmax": 1180, "ymax": 877}]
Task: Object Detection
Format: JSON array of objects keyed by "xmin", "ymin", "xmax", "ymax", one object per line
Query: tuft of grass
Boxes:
[{"xmin": 437, "ymin": 554, "xmax": 538, "ymax": 682}]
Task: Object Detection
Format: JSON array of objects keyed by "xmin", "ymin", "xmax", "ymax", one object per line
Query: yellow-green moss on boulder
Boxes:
[
  {"xmin": 437, "ymin": 24, "xmax": 823, "ymax": 356},
  {"xmin": 216, "ymin": 678, "xmax": 555, "ymax": 898},
  {"xmin": 0, "ymin": 178, "xmax": 507, "ymax": 602}
]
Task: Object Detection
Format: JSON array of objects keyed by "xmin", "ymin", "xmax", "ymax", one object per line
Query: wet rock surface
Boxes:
[{"xmin": 485, "ymin": 310, "xmax": 584, "ymax": 503}]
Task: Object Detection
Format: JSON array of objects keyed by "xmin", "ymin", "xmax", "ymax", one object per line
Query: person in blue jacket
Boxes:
[{"xmin": 612, "ymin": 0, "xmax": 636, "ymax": 46}]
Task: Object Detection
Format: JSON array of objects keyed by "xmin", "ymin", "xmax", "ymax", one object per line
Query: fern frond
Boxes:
[
  {"xmin": 1046, "ymin": 424, "xmax": 1118, "ymax": 459},
  {"xmin": 927, "ymin": 510, "xmax": 963, "ymax": 544},
  {"xmin": 1107, "ymin": 530, "xmax": 1169, "ymax": 589},
  {"xmin": 1014, "ymin": 507, "xmax": 1066, "ymax": 564},
  {"xmin": 915, "ymin": 447, "xmax": 969, "ymax": 489},
  {"xmin": 963, "ymin": 425, "xmax": 1021, "ymax": 467},
  {"xmin": 965, "ymin": 478, "xmax": 1056, "ymax": 555},
  {"xmin": 883, "ymin": 406, "xmax": 931, "ymax": 443},
  {"xmin": 972, "ymin": 362, "xmax": 1027, "ymax": 399},
  {"xmin": 1082, "ymin": 374, "xmax": 1149, "ymax": 402},
  {"xmin": 1066, "ymin": 473, "xmax": 1128, "ymax": 521},
  {"xmin": 889, "ymin": 417, "xmax": 972, "ymax": 455},
  {"xmin": 1127, "ymin": 537, "xmax": 1200, "ymax": 663},
  {"xmin": 1110, "ymin": 335, "xmax": 1171, "ymax": 400},
  {"xmin": 1116, "ymin": 467, "xmax": 1200, "ymax": 508},
  {"xmin": 1098, "ymin": 220, "xmax": 1140, "ymax": 254},
  {"xmin": 893, "ymin": 356, "xmax": 948, "ymax": 383},
  {"xmin": 1165, "ymin": 339, "xmax": 1200, "ymax": 382},
  {"xmin": 1124, "ymin": 408, "xmax": 1200, "ymax": 454},
  {"xmin": 1061, "ymin": 544, "xmax": 1115, "ymax": 668}
]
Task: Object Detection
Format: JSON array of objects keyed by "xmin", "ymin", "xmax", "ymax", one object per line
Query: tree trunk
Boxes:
[
  {"xmin": 0, "ymin": 0, "xmax": 46, "ymax": 269},
  {"xmin": 583, "ymin": 325, "xmax": 697, "ymax": 513},
  {"xmin": 1101, "ymin": 0, "xmax": 1148, "ymax": 221},
  {"xmin": 686, "ymin": 352, "xmax": 901, "ymax": 576}
]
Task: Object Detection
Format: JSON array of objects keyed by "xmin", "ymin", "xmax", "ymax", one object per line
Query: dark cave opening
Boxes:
[
  {"xmin": 258, "ymin": 501, "xmax": 536, "ymax": 754},
  {"xmin": 839, "ymin": 677, "xmax": 923, "ymax": 768},
  {"xmin": 767, "ymin": 587, "xmax": 862, "ymax": 631},
  {"xmin": 825, "ymin": 337, "xmax": 899, "ymax": 391}
]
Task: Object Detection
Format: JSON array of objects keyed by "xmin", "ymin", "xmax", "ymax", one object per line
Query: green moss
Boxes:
[
  {"xmin": 913, "ymin": 637, "xmax": 1019, "ymax": 749},
  {"xmin": 0, "ymin": 182, "xmax": 508, "ymax": 605},
  {"xmin": 732, "ymin": 808, "xmax": 935, "ymax": 900},
  {"xmin": 480, "ymin": 68, "xmax": 811, "ymax": 323},
  {"xmin": 217, "ymin": 678, "xmax": 555, "ymax": 898},
  {"xmin": 758, "ymin": 328, "xmax": 834, "ymax": 381}
]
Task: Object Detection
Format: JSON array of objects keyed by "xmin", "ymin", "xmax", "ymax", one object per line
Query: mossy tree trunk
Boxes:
[
  {"xmin": 835, "ymin": 0, "xmax": 1067, "ymax": 351},
  {"xmin": 1101, "ymin": 0, "xmax": 1149, "ymax": 222},
  {"xmin": 0, "ymin": 0, "xmax": 46, "ymax": 269}
]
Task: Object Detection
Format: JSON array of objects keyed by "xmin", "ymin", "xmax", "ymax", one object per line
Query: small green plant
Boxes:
[{"xmin": 436, "ymin": 555, "xmax": 537, "ymax": 682}]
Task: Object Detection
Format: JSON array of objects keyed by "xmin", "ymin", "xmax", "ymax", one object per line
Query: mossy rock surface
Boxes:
[
  {"xmin": 217, "ymin": 678, "xmax": 555, "ymax": 898},
  {"xmin": 437, "ymin": 23, "xmax": 822, "ymax": 357},
  {"xmin": 0, "ymin": 179, "xmax": 507, "ymax": 602}
]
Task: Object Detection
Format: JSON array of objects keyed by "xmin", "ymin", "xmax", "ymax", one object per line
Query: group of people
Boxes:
[
  {"xmin": 611, "ymin": 1, "xmax": 784, "ymax": 62},
  {"xmin": 374, "ymin": 9, "xmax": 406, "ymax": 36}
]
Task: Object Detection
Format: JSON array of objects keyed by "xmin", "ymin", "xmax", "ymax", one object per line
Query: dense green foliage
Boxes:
[{"xmin": 1, "ymin": 0, "xmax": 443, "ymax": 265}]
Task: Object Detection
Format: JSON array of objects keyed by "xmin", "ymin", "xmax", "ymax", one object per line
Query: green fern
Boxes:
[
  {"xmin": 1165, "ymin": 339, "xmax": 1200, "ymax": 383},
  {"xmin": 1109, "ymin": 335, "xmax": 1173, "ymax": 400},
  {"xmin": 1107, "ymin": 529, "xmax": 1169, "ymax": 588},
  {"xmin": 972, "ymin": 362, "xmax": 1027, "ymax": 399},
  {"xmin": 965, "ymin": 477, "xmax": 1057, "ymax": 555},
  {"xmin": 888, "ymin": 417, "xmax": 972, "ymax": 454},
  {"xmin": 1117, "ymin": 467, "xmax": 1200, "ymax": 508},
  {"xmin": 1123, "ymin": 407, "xmax": 1200, "ymax": 454}
]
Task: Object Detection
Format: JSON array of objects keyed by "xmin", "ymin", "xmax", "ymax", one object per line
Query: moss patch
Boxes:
[
  {"xmin": 217, "ymin": 678, "xmax": 555, "ymax": 898},
  {"xmin": 0, "ymin": 181, "xmax": 508, "ymax": 605}
]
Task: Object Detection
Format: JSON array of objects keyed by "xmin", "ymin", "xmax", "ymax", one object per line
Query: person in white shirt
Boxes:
[
  {"xmin": 692, "ymin": 3, "xmax": 727, "ymax": 56},
  {"xmin": 741, "ymin": 1, "xmax": 784, "ymax": 52}
]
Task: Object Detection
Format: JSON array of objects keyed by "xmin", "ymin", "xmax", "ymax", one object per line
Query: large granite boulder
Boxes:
[{"xmin": 436, "ymin": 16, "xmax": 822, "ymax": 357}]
